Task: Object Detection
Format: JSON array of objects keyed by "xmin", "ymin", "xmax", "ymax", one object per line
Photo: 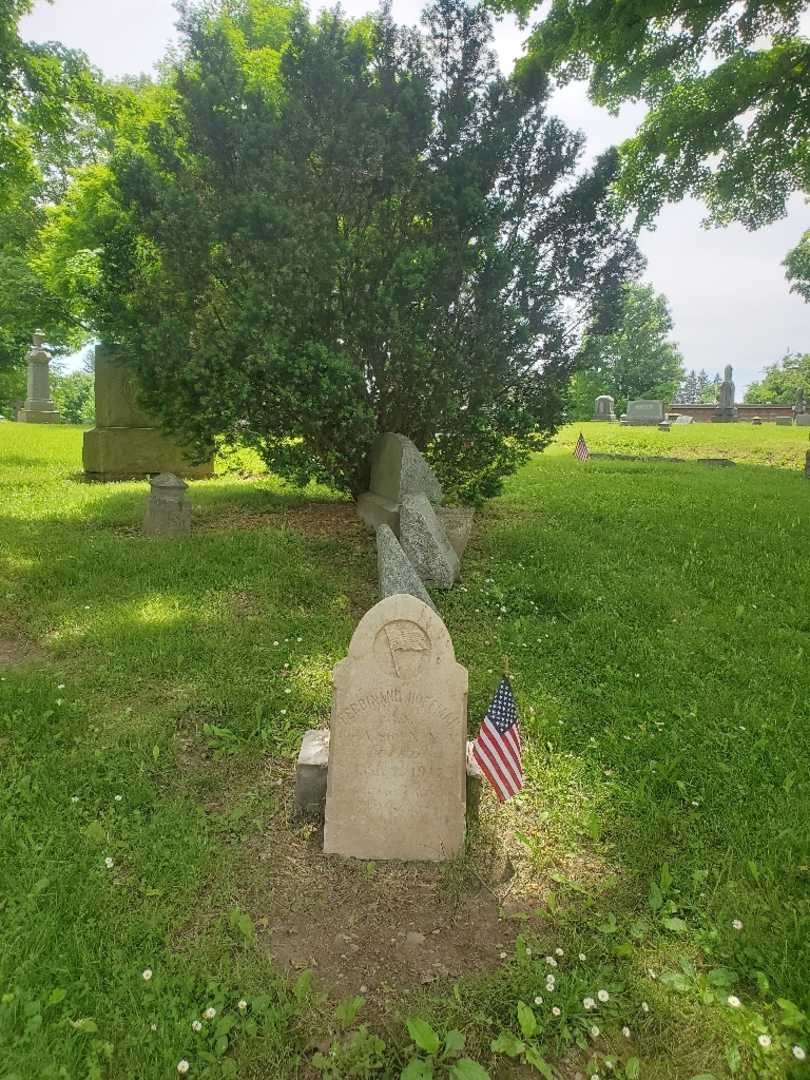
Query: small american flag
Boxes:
[
  {"xmin": 574, "ymin": 431, "xmax": 590, "ymax": 461},
  {"xmin": 472, "ymin": 676, "xmax": 523, "ymax": 802}
]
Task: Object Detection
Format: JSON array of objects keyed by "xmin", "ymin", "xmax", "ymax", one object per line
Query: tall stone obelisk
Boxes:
[{"xmin": 18, "ymin": 330, "xmax": 60, "ymax": 424}]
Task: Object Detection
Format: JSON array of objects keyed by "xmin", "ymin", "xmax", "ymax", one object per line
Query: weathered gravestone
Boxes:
[
  {"xmin": 357, "ymin": 433, "xmax": 442, "ymax": 533},
  {"xmin": 592, "ymin": 394, "xmax": 617, "ymax": 422},
  {"xmin": 796, "ymin": 414, "xmax": 810, "ymax": 427},
  {"xmin": 376, "ymin": 524, "xmax": 436, "ymax": 611},
  {"xmin": 673, "ymin": 414, "xmax": 694, "ymax": 425},
  {"xmin": 400, "ymin": 493, "xmax": 460, "ymax": 588},
  {"xmin": 625, "ymin": 400, "xmax": 665, "ymax": 426},
  {"xmin": 18, "ymin": 331, "xmax": 60, "ymax": 424},
  {"xmin": 775, "ymin": 417, "xmax": 793, "ymax": 426},
  {"xmin": 323, "ymin": 594, "xmax": 467, "ymax": 861},
  {"xmin": 658, "ymin": 421, "xmax": 671, "ymax": 431},
  {"xmin": 751, "ymin": 416, "xmax": 763, "ymax": 426},
  {"xmin": 143, "ymin": 473, "xmax": 192, "ymax": 536},
  {"xmin": 83, "ymin": 343, "xmax": 213, "ymax": 480},
  {"xmin": 713, "ymin": 365, "xmax": 738, "ymax": 422}
]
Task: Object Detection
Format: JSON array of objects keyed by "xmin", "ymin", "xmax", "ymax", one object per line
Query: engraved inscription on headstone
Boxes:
[{"xmin": 324, "ymin": 594, "xmax": 467, "ymax": 862}]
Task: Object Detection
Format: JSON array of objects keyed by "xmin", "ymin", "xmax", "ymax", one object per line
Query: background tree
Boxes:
[
  {"xmin": 568, "ymin": 282, "xmax": 684, "ymax": 418},
  {"xmin": 78, "ymin": 0, "xmax": 640, "ymax": 502},
  {"xmin": 51, "ymin": 364, "xmax": 95, "ymax": 424},
  {"xmin": 745, "ymin": 351, "xmax": 810, "ymax": 403},
  {"xmin": 785, "ymin": 228, "xmax": 810, "ymax": 303},
  {"xmin": 492, "ymin": 0, "xmax": 810, "ymax": 229}
]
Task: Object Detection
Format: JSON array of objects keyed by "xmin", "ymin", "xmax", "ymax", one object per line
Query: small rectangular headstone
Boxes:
[{"xmin": 626, "ymin": 400, "xmax": 665, "ymax": 424}]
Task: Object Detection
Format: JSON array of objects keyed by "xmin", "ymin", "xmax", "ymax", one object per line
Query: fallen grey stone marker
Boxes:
[
  {"xmin": 376, "ymin": 524, "xmax": 436, "ymax": 612},
  {"xmin": 399, "ymin": 492, "xmax": 459, "ymax": 588},
  {"xmin": 295, "ymin": 728, "xmax": 483, "ymax": 824},
  {"xmin": 436, "ymin": 506, "xmax": 475, "ymax": 560}
]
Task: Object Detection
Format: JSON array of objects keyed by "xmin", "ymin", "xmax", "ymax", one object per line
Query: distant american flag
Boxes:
[
  {"xmin": 472, "ymin": 677, "xmax": 523, "ymax": 802},
  {"xmin": 574, "ymin": 431, "xmax": 590, "ymax": 461}
]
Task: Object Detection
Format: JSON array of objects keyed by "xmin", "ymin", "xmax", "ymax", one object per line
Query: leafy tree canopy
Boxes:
[
  {"xmin": 569, "ymin": 282, "xmax": 684, "ymax": 418},
  {"xmin": 73, "ymin": 0, "xmax": 641, "ymax": 502},
  {"xmin": 492, "ymin": 0, "xmax": 810, "ymax": 229},
  {"xmin": 744, "ymin": 350, "xmax": 810, "ymax": 402},
  {"xmin": 784, "ymin": 227, "xmax": 810, "ymax": 302}
]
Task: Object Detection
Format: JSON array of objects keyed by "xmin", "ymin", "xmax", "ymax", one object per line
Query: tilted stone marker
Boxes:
[
  {"xmin": 625, "ymin": 400, "xmax": 665, "ymax": 426},
  {"xmin": 18, "ymin": 331, "xmax": 60, "ymax": 424},
  {"xmin": 399, "ymin": 493, "xmax": 459, "ymax": 588},
  {"xmin": 357, "ymin": 432, "xmax": 442, "ymax": 533},
  {"xmin": 84, "ymin": 343, "xmax": 213, "ymax": 481},
  {"xmin": 673, "ymin": 414, "xmax": 694, "ymax": 425},
  {"xmin": 324, "ymin": 594, "xmax": 467, "ymax": 861},
  {"xmin": 592, "ymin": 394, "xmax": 617, "ymax": 422},
  {"xmin": 143, "ymin": 473, "xmax": 192, "ymax": 536},
  {"xmin": 436, "ymin": 506, "xmax": 474, "ymax": 560},
  {"xmin": 376, "ymin": 524, "xmax": 436, "ymax": 611}
]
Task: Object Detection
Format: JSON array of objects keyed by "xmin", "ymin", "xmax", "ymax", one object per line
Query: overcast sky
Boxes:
[{"xmin": 22, "ymin": 0, "xmax": 810, "ymax": 393}]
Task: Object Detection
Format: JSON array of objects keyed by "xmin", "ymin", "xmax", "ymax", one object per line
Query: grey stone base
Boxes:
[
  {"xmin": 357, "ymin": 491, "xmax": 399, "ymax": 532},
  {"xmin": 658, "ymin": 422, "xmax": 671, "ymax": 431},
  {"xmin": 18, "ymin": 409, "xmax": 60, "ymax": 424},
  {"xmin": 143, "ymin": 501, "xmax": 192, "ymax": 537},
  {"xmin": 83, "ymin": 427, "xmax": 213, "ymax": 481},
  {"xmin": 775, "ymin": 417, "xmax": 793, "ymax": 426},
  {"xmin": 295, "ymin": 729, "xmax": 483, "ymax": 824},
  {"xmin": 795, "ymin": 414, "xmax": 810, "ymax": 426}
]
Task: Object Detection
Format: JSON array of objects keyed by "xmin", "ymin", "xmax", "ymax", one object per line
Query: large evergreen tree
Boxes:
[{"xmin": 77, "ymin": 0, "xmax": 640, "ymax": 501}]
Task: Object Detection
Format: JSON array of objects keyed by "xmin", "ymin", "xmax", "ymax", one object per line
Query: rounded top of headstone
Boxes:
[
  {"xmin": 149, "ymin": 472, "xmax": 188, "ymax": 490},
  {"xmin": 32, "ymin": 330, "xmax": 46, "ymax": 347},
  {"xmin": 724, "ymin": 364, "xmax": 733, "ymax": 380},
  {"xmin": 595, "ymin": 394, "xmax": 614, "ymax": 404}
]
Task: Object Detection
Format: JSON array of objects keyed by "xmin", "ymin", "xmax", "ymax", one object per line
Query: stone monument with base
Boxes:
[
  {"xmin": 592, "ymin": 395, "xmax": 618, "ymax": 422},
  {"xmin": 713, "ymin": 365, "xmax": 738, "ymax": 422},
  {"xmin": 795, "ymin": 389, "xmax": 810, "ymax": 427},
  {"xmin": 83, "ymin": 343, "xmax": 213, "ymax": 481},
  {"xmin": 18, "ymin": 331, "xmax": 60, "ymax": 424},
  {"xmin": 623, "ymin": 400, "xmax": 665, "ymax": 426},
  {"xmin": 324, "ymin": 593, "xmax": 467, "ymax": 861},
  {"xmin": 143, "ymin": 473, "xmax": 192, "ymax": 536}
]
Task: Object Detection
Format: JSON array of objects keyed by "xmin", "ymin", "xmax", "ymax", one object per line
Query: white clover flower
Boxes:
[
  {"xmin": 203, "ymin": 1007, "xmax": 216, "ymax": 1020},
  {"xmin": 757, "ymin": 1034, "xmax": 772, "ymax": 1049},
  {"xmin": 104, "ymin": 857, "xmax": 114, "ymax": 869},
  {"xmin": 525, "ymin": 947, "xmax": 532, "ymax": 956},
  {"xmin": 545, "ymin": 956, "xmax": 557, "ymax": 967},
  {"xmin": 114, "ymin": 795, "xmax": 123, "ymax": 802},
  {"xmin": 150, "ymin": 1023, "xmax": 158, "ymax": 1031},
  {"xmin": 641, "ymin": 1002, "xmax": 650, "ymax": 1013},
  {"xmin": 551, "ymin": 1006, "xmax": 561, "ymax": 1017},
  {"xmin": 647, "ymin": 968, "xmax": 657, "ymax": 980},
  {"xmin": 597, "ymin": 989, "xmax": 609, "ymax": 1003},
  {"xmin": 589, "ymin": 1025, "xmax": 600, "ymax": 1038},
  {"xmin": 583, "ymin": 997, "xmax": 596, "ymax": 1011},
  {"xmin": 57, "ymin": 683, "xmax": 65, "ymax": 690},
  {"xmin": 732, "ymin": 919, "xmax": 743, "ymax": 930},
  {"xmin": 499, "ymin": 951, "xmax": 507, "ymax": 959},
  {"xmin": 296, "ymin": 636, "xmax": 302, "ymax": 642},
  {"xmin": 578, "ymin": 953, "xmax": 586, "ymax": 962},
  {"xmin": 238, "ymin": 1000, "xmax": 248, "ymax": 1012},
  {"xmin": 177, "ymin": 1061, "xmax": 190, "ymax": 1075},
  {"xmin": 554, "ymin": 947, "xmax": 564, "ymax": 957},
  {"xmin": 192, "ymin": 1020, "xmax": 202, "ymax": 1032},
  {"xmin": 727, "ymin": 995, "xmax": 741, "ymax": 1008},
  {"xmin": 793, "ymin": 1046, "xmax": 807, "ymax": 1061},
  {"xmin": 622, "ymin": 1026, "xmax": 631, "ymax": 1038},
  {"xmin": 273, "ymin": 641, "xmax": 279, "ymax": 646},
  {"xmin": 142, "ymin": 968, "xmax": 153, "ymax": 981},
  {"xmin": 71, "ymin": 796, "xmax": 79, "ymax": 803},
  {"xmin": 534, "ymin": 996, "xmax": 543, "ymax": 1005},
  {"xmin": 284, "ymin": 688, "xmax": 291, "ymax": 694}
]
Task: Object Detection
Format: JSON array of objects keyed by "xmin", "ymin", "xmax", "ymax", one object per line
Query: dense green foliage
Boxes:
[
  {"xmin": 568, "ymin": 282, "xmax": 684, "ymax": 418},
  {"xmin": 784, "ymin": 227, "xmax": 810, "ymax": 302},
  {"xmin": 51, "ymin": 365, "xmax": 95, "ymax": 424},
  {"xmin": 674, "ymin": 369, "xmax": 722, "ymax": 404},
  {"xmin": 78, "ymin": 0, "xmax": 639, "ymax": 502},
  {"xmin": 744, "ymin": 350, "xmax": 810, "ymax": 403},
  {"xmin": 2, "ymin": 423, "xmax": 809, "ymax": 1076},
  {"xmin": 492, "ymin": 0, "xmax": 810, "ymax": 228}
]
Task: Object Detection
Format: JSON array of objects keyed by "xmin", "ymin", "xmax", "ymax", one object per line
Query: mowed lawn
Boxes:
[{"xmin": 1, "ymin": 421, "xmax": 809, "ymax": 1079}]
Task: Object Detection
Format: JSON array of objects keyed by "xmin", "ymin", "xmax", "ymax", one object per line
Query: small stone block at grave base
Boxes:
[
  {"xmin": 436, "ymin": 506, "xmax": 474, "ymax": 560},
  {"xmin": 400, "ymin": 493, "xmax": 460, "ymax": 588},
  {"xmin": 775, "ymin": 417, "xmax": 793, "ymax": 426},
  {"xmin": 673, "ymin": 415, "xmax": 694, "ymax": 424},
  {"xmin": 324, "ymin": 594, "xmax": 467, "ymax": 861},
  {"xmin": 143, "ymin": 473, "xmax": 192, "ymax": 536},
  {"xmin": 658, "ymin": 421, "xmax": 671, "ymax": 431},
  {"xmin": 751, "ymin": 417, "xmax": 763, "ymax": 425},
  {"xmin": 295, "ymin": 728, "xmax": 483, "ymax": 824},
  {"xmin": 376, "ymin": 524, "xmax": 436, "ymax": 611},
  {"xmin": 295, "ymin": 729, "xmax": 331, "ymax": 818},
  {"xmin": 795, "ymin": 414, "xmax": 810, "ymax": 427}
]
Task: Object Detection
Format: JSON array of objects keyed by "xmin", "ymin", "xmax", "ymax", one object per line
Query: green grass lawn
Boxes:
[{"xmin": 1, "ymin": 421, "xmax": 809, "ymax": 1079}]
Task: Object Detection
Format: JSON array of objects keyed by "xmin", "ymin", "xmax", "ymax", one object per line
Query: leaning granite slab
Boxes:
[
  {"xmin": 436, "ymin": 507, "xmax": 474, "ymax": 560},
  {"xmin": 357, "ymin": 432, "xmax": 442, "ymax": 533},
  {"xmin": 296, "ymin": 727, "xmax": 483, "ymax": 824},
  {"xmin": 376, "ymin": 524, "xmax": 436, "ymax": 611},
  {"xmin": 400, "ymin": 493, "xmax": 459, "ymax": 588},
  {"xmin": 323, "ymin": 594, "xmax": 467, "ymax": 861}
]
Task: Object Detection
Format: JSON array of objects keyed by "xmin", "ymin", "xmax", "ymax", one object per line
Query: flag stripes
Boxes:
[
  {"xmin": 472, "ymin": 676, "xmax": 523, "ymax": 802},
  {"xmin": 574, "ymin": 431, "xmax": 590, "ymax": 460}
]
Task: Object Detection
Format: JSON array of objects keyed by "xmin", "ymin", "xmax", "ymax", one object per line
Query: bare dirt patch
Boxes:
[
  {"xmin": 194, "ymin": 501, "xmax": 363, "ymax": 540},
  {"xmin": 0, "ymin": 636, "xmax": 46, "ymax": 668}
]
